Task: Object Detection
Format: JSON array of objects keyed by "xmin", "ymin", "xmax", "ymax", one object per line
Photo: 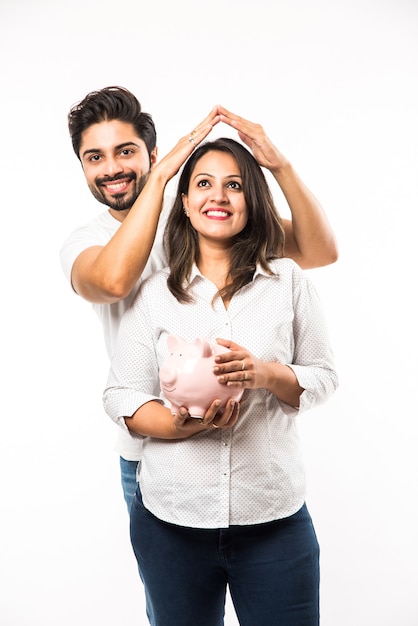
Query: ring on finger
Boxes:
[
  {"xmin": 244, "ymin": 372, "xmax": 248, "ymax": 381},
  {"xmin": 241, "ymin": 360, "xmax": 245, "ymax": 371},
  {"xmin": 212, "ymin": 422, "xmax": 219, "ymax": 428},
  {"xmin": 188, "ymin": 130, "xmax": 197, "ymax": 144}
]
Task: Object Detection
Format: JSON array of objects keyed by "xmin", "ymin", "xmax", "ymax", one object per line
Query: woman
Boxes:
[{"xmin": 104, "ymin": 136, "xmax": 338, "ymax": 626}]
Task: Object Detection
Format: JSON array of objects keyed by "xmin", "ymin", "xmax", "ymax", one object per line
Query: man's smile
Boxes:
[{"xmin": 102, "ymin": 179, "xmax": 132, "ymax": 195}]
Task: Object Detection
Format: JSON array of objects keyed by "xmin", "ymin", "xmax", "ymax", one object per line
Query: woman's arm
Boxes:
[
  {"xmin": 212, "ymin": 269, "xmax": 338, "ymax": 410},
  {"xmin": 273, "ymin": 163, "xmax": 338, "ymax": 269},
  {"xmin": 123, "ymin": 398, "xmax": 239, "ymax": 439},
  {"xmin": 214, "ymin": 343, "xmax": 304, "ymax": 408},
  {"xmin": 102, "ymin": 279, "xmax": 239, "ymax": 437},
  {"xmin": 218, "ymin": 106, "xmax": 338, "ymax": 269}
]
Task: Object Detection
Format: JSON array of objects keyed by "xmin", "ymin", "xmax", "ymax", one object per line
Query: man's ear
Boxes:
[{"xmin": 150, "ymin": 147, "xmax": 158, "ymax": 168}]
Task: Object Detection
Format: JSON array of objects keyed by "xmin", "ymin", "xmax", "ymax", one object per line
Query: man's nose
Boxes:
[{"xmin": 104, "ymin": 156, "xmax": 124, "ymax": 177}]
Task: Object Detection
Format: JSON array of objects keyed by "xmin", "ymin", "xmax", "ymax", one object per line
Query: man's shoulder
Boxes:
[
  {"xmin": 59, "ymin": 211, "xmax": 119, "ymax": 279},
  {"xmin": 71, "ymin": 210, "xmax": 118, "ymax": 236},
  {"xmin": 61, "ymin": 211, "xmax": 119, "ymax": 248}
]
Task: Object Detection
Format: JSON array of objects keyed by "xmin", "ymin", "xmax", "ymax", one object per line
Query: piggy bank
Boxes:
[{"xmin": 159, "ymin": 335, "xmax": 244, "ymax": 418}]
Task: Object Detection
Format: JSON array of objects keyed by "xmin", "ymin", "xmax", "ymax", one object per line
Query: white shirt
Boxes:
[
  {"xmin": 59, "ymin": 203, "xmax": 169, "ymax": 460},
  {"xmin": 104, "ymin": 258, "xmax": 338, "ymax": 528}
]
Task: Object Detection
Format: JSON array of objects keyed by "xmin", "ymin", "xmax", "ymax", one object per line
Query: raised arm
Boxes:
[
  {"xmin": 72, "ymin": 107, "xmax": 221, "ymax": 304},
  {"xmin": 217, "ymin": 106, "xmax": 338, "ymax": 269}
]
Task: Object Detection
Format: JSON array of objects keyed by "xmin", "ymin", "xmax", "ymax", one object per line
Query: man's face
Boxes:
[{"xmin": 79, "ymin": 119, "xmax": 157, "ymax": 216}]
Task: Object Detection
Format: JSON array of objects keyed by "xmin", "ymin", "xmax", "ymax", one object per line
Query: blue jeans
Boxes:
[
  {"xmin": 119, "ymin": 457, "xmax": 139, "ymax": 513},
  {"xmin": 130, "ymin": 486, "xmax": 320, "ymax": 626},
  {"xmin": 120, "ymin": 459, "xmax": 156, "ymax": 623}
]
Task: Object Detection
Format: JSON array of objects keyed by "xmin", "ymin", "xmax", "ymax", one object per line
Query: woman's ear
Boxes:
[{"xmin": 182, "ymin": 193, "xmax": 189, "ymax": 216}]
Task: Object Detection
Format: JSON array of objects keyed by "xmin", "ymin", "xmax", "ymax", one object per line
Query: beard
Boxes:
[{"xmin": 89, "ymin": 170, "xmax": 150, "ymax": 212}]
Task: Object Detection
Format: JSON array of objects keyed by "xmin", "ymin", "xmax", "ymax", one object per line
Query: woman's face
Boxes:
[{"xmin": 182, "ymin": 150, "xmax": 248, "ymax": 245}]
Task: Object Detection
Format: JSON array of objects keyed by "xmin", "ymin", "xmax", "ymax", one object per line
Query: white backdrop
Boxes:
[{"xmin": 1, "ymin": 0, "xmax": 417, "ymax": 624}]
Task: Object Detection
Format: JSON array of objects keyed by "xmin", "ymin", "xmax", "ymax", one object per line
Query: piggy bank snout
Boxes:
[{"xmin": 159, "ymin": 365, "xmax": 177, "ymax": 387}]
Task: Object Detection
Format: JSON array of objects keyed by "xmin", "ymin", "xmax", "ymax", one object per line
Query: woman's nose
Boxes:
[{"xmin": 211, "ymin": 185, "xmax": 227, "ymax": 203}]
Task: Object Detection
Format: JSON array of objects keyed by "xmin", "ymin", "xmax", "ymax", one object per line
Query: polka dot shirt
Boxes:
[{"xmin": 104, "ymin": 258, "xmax": 338, "ymax": 529}]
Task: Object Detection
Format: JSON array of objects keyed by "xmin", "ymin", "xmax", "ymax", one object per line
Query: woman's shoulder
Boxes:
[
  {"xmin": 266, "ymin": 258, "xmax": 311, "ymax": 293},
  {"xmin": 144, "ymin": 265, "xmax": 170, "ymax": 283},
  {"xmin": 132, "ymin": 266, "xmax": 170, "ymax": 303},
  {"xmin": 268, "ymin": 257, "xmax": 305, "ymax": 276}
]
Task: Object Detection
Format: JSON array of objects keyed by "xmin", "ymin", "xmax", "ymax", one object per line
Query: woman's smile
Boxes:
[{"xmin": 183, "ymin": 150, "xmax": 248, "ymax": 240}]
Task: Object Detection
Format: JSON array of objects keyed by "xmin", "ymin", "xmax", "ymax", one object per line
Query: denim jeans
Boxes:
[
  {"xmin": 119, "ymin": 457, "xmax": 139, "ymax": 513},
  {"xmin": 130, "ymin": 486, "xmax": 320, "ymax": 626}
]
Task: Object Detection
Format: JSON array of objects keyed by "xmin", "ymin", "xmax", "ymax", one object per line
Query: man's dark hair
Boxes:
[{"xmin": 68, "ymin": 86, "xmax": 157, "ymax": 160}]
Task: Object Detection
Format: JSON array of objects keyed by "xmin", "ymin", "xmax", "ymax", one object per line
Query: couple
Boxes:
[{"xmin": 61, "ymin": 87, "xmax": 338, "ymax": 626}]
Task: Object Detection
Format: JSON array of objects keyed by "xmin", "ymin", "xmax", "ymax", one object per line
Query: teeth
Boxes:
[
  {"xmin": 106, "ymin": 181, "xmax": 127, "ymax": 191},
  {"xmin": 206, "ymin": 210, "xmax": 229, "ymax": 217}
]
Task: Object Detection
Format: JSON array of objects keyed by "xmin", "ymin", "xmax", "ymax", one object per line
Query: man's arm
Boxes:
[
  {"xmin": 71, "ymin": 171, "xmax": 167, "ymax": 304},
  {"xmin": 71, "ymin": 107, "xmax": 221, "ymax": 304},
  {"xmin": 218, "ymin": 106, "xmax": 338, "ymax": 269}
]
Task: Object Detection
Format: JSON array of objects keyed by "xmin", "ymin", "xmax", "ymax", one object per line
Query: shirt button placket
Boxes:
[
  {"xmin": 223, "ymin": 312, "xmax": 232, "ymax": 340},
  {"xmin": 219, "ymin": 429, "xmax": 232, "ymax": 527}
]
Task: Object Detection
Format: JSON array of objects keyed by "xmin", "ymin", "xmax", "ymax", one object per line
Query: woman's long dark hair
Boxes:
[{"xmin": 164, "ymin": 138, "xmax": 285, "ymax": 304}]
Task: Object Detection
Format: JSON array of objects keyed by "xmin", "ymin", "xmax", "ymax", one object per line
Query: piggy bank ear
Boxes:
[
  {"xmin": 195, "ymin": 338, "xmax": 213, "ymax": 357},
  {"xmin": 167, "ymin": 334, "xmax": 183, "ymax": 352}
]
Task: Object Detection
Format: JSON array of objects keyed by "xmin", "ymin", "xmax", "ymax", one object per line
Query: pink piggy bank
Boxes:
[{"xmin": 159, "ymin": 335, "xmax": 244, "ymax": 418}]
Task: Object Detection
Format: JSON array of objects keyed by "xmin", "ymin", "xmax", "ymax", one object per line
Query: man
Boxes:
[{"xmin": 60, "ymin": 86, "xmax": 338, "ymax": 513}]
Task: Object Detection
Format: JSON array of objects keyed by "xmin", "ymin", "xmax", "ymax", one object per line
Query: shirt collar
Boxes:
[
  {"xmin": 189, "ymin": 263, "xmax": 203, "ymax": 284},
  {"xmin": 252, "ymin": 264, "xmax": 273, "ymax": 280},
  {"xmin": 188, "ymin": 262, "xmax": 274, "ymax": 285}
]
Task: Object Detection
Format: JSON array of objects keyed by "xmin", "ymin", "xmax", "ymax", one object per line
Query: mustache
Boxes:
[{"xmin": 96, "ymin": 172, "xmax": 136, "ymax": 186}]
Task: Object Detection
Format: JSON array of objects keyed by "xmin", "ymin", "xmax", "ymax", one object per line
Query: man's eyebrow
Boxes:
[{"xmin": 81, "ymin": 141, "xmax": 142, "ymax": 159}]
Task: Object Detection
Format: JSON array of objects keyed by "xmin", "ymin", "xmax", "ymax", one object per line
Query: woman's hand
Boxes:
[
  {"xmin": 172, "ymin": 397, "xmax": 240, "ymax": 436},
  {"xmin": 217, "ymin": 105, "xmax": 289, "ymax": 175},
  {"xmin": 126, "ymin": 396, "xmax": 239, "ymax": 439},
  {"xmin": 213, "ymin": 338, "xmax": 304, "ymax": 407},
  {"xmin": 212, "ymin": 338, "xmax": 263, "ymax": 390}
]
